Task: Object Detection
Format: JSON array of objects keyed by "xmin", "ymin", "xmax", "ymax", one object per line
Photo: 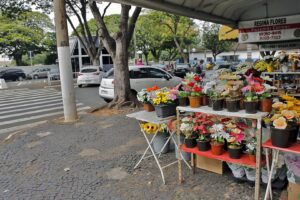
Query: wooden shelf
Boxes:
[
  {"xmin": 262, "ymin": 139, "xmax": 300, "ymax": 154},
  {"xmin": 181, "ymin": 144, "xmax": 265, "ymax": 168}
]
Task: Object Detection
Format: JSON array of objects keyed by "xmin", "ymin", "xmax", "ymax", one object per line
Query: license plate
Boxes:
[
  {"xmin": 85, "ymin": 80, "xmax": 92, "ymax": 83},
  {"xmin": 101, "ymin": 90, "xmax": 108, "ymax": 94}
]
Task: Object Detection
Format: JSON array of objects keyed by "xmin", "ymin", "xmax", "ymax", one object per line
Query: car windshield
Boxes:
[
  {"xmin": 104, "ymin": 68, "xmax": 114, "ymax": 78},
  {"xmin": 81, "ymin": 68, "xmax": 97, "ymax": 73}
]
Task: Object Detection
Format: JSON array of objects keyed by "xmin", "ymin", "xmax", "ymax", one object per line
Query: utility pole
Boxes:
[{"xmin": 53, "ymin": 0, "xmax": 78, "ymax": 121}]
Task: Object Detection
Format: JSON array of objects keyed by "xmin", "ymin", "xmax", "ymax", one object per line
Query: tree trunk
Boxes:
[
  {"xmin": 14, "ymin": 54, "xmax": 23, "ymax": 66},
  {"xmin": 92, "ymin": 56, "xmax": 100, "ymax": 66},
  {"xmin": 213, "ymin": 54, "xmax": 217, "ymax": 62},
  {"xmin": 183, "ymin": 54, "xmax": 188, "ymax": 64},
  {"xmin": 144, "ymin": 52, "xmax": 149, "ymax": 65}
]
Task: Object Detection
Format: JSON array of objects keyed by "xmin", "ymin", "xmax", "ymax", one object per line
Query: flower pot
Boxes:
[
  {"xmin": 154, "ymin": 104, "xmax": 176, "ymax": 118},
  {"xmin": 208, "ymin": 98, "xmax": 212, "ymax": 107},
  {"xmin": 202, "ymin": 95, "xmax": 209, "ymax": 106},
  {"xmin": 248, "ymin": 154, "xmax": 256, "ymax": 163},
  {"xmin": 188, "ymin": 96, "xmax": 202, "ymax": 108},
  {"xmin": 210, "ymin": 141, "xmax": 224, "ymax": 155},
  {"xmin": 197, "ymin": 139, "xmax": 210, "ymax": 151},
  {"xmin": 226, "ymin": 98, "xmax": 240, "ymax": 112},
  {"xmin": 244, "ymin": 101, "xmax": 258, "ymax": 114},
  {"xmin": 178, "ymin": 97, "xmax": 189, "ymax": 106},
  {"xmin": 271, "ymin": 126, "xmax": 291, "ymax": 148},
  {"xmin": 228, "ymin": 145, "xmax": 242, "ymax": 159},
  {"xmin": 211, "ymin": 98, "xmax": 224, "ymax": 111},
  {"xmin": 184, "ymin": 137, "xmax": 197, "ymax": 148},
  {"xmin": 143, "ymin": 103, "xmax": 155, "ymax": 112},
  {"xmin": 259, "ymin": 98, "xmax": 272, "ymax": 112},
  {"xmin": 289, "ymin": 125, "xmax": 299, "ymax": 144},
  {"xmin": 240, "ymin": 99, "xmax": 245, "ymax": 109},
  {"xmin": 151, "ymin": 132, "xmax": 169, "ymax": 154}
]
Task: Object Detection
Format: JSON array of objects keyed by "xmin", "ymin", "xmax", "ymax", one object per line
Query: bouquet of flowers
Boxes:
[
  {"xmin": 150, "ymin": 87, "xmax": 178, "ymax": 105},
  {"xmin": 182, "ymin": 72, "xmax": 203, "ymax": 97},
  {"xmin": 137, "ymin": 86, "xmax": 159, "ymax": 103},
  {"xmin": 242, "ymin": 73, "xmax": 264, "ymax": 102},
  {"xmin": 180, "ymin": 116, "xmax": 194, "ymax": 139},
  {"xmin": 210, "ymin": 123, "xmax": 230, "ymax": 144},
  {"xmin": 193, "ymin": 113, "xmax": 213, "ymax": 141}
]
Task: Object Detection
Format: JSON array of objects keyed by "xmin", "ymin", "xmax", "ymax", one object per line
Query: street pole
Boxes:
[
  {"xmin": 29, "ymin": 51, "xmax": 33, "ymax": 66},
  {"xmin": 53, "ymin": 0, "xmax": 78, "ymax": 122}
]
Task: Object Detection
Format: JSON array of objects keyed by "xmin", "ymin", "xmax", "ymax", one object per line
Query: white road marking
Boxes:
[
  {"xmin": 0, "ymin": 92, "xmax": 61, "ymax": 101},
  {"xmin": 0, "ymin": 121, "xmax": 47, "ymax": 135},
  {"xmin": 16, "ymin": 82, "xmax": 22, "ymax": 86},
  {"xmin": 0, "ymin": 95, "xmax": 63, "ymax": 107},
  {"xmin": 0, "ymin": 93, "xmax": 62, "ymax": 103},
  {"xmin": 0, "ymin": 89, "xmax": 59, "ymax": 98},
  {"xmin": 0, "ymin": 106, "xmax": 90, "ymax": 126},
  {"xmin": 0, "ymin": 98, "xmax": 62, "ymax": 111},
  {"xmin": 0, "ymin": 103, "xmax": 84, "ymax": 120}
]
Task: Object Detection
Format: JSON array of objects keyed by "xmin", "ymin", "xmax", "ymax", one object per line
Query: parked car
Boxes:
[
  {"xmin": 173, "ymin": 64, "xmax": 191, "ymax": 78},
  {"xmin": 0, "ymin": 68, "xmax": 26, "ymax": 81},
  {"xmin": 77, "ymin": 66, "xmax": 102, "ymax": 88},
  {"xmin": 99, "ymin": 66, "xmax": 181, "ymax": 102},
  {"xmin": 27, "ymin": 68, "xmax": 51, "ymax": 79}
]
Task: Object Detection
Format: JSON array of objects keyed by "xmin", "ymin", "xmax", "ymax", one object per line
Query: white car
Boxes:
[
  {"xmin": 77, "ymin": 66, "xmax": 102, "ymax": 88},
  {"xmin": 99, "ymin": 66, "xmax": 182, "ymax": 102}
]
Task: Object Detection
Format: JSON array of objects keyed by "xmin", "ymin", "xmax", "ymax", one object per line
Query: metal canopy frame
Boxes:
[{"xmin": 103, "ymin": 0, "xmax": 300, "ymax": 28}]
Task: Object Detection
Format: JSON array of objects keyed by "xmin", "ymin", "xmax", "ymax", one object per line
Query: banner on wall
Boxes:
[
  {"xmin": 238, "ymin": 15, "xmax": 300, "ymax": 43},
  {"xmin": 259, "ymin": 41, "xmax": 300, "ymax": 51}
]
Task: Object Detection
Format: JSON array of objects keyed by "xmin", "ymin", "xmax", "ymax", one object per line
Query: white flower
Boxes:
[
  {"xmin": 211, "ymin": 124, "xmax": 224, "ymax": 133},
  {"xmin": 262, "ymin": 76, "xmax": 273, "ymax": 82},
  {"xmin": 263, "ymin": 83, "xmax": 277, "ymax": 91},
  {"xmin": 180, "ymin": 123, "xmax": 193, "ymax": 132}
]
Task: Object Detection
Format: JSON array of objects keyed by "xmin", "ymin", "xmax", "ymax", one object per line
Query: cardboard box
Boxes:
[
  {"xmin": 194, "ymin": 155, "xmax": 223, "ymax": 174},
  {"xmin": 288, "ymin": 182, "xmax": 300, "ymax": 200}
]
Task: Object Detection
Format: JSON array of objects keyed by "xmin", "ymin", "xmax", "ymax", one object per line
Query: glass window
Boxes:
[
  {"xmin": 81, "ymin": 68, "xmax": 98, "ymax": 73},
  {"xmin": 130, "ymin": 68, "xmax": 149, "ymax": 79},
  {"xmin": 147, "ymin": 68, "xmax": 167, "ymax": 78}
]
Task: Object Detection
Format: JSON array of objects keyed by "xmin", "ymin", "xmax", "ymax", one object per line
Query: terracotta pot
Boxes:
[
  {"xmin": 248, "ymin": 154, "xmax": 256, "ymax": 163},
  {"xmin": 210, "ymin": 141, "xmax": 224, "ymax": 155},
  {"xmin": 202, "ymin": 95, "xmax": 209, "ymax": 106},
  {"xmin": 188, "ymin": 96, "xmax": 202, "ymax": 108},
  {"xmin": 143, "ymin": 103, "xmax": 155, "ymax": 112},
  {"xmin": 260, "ymin": 98, "xmax": 272, "ymax": 112}
]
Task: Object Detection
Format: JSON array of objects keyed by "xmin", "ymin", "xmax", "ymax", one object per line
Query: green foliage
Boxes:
[
  {"xmin": 202, "ymin": 23, "xmax": 235, "ymax": 61},
  {"xmin": 0, "ymin": 11, "xmax": 54, "ymax": 66}
]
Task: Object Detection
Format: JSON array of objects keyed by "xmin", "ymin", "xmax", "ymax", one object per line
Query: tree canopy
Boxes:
[{"xmin": 0, "ymin": 11, "xmax": 54, "ymax": 65}]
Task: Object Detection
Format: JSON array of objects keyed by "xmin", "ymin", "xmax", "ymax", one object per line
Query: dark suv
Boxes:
[{"xmin": 0, "ymin": 68, "xmax": 26, "ymax": 81}]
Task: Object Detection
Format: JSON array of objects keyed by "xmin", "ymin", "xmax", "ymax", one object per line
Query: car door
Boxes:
[
  {"xmin": 130, "ymin": 68, "xmax": 152, "ymax": 92},
  {"xmin": 147, "ymin": 67, "xmax": 175, "ymax": 88}
]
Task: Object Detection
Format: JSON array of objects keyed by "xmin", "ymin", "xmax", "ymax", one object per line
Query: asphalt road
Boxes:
[{"xmin": 74, "ymin": 85, "xmax": 107, "ymax": 109}]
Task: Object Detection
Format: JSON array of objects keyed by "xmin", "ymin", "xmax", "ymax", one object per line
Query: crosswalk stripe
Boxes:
[
  {"xmin": 0, "ymin": 121, "xmax": 48, "ymax": 135},
  {"xmin": 0, "ymin": 102, "xmax": 64, "ymax": 115},
  {"xmin": 0, "ymin": 103, "xmax": 84, "ymax": 120},
  {"xmin": 0, "ymin": 89, "xmax": 59, "ymax": 98},
  {"xmin": 0, "ymin": 93, "xmax": 62, "ymax": 103},
  {"xmin": 0, "ymin": 98, "xmax": 62, "ymax": 111},
  {"xmin": 0, "ymin": 88, "xmax": 54, "ymax": 94},
  {"xmin": 0, "ymin": 106, "xmax": 90, "ymax": 126},
  {"xmin": 0, "ymin": 95, "xmax": 62, "ymax": 107},
  {"xmin": 0, "ymin": 92, "xmax": 61, "ymax": 101}
]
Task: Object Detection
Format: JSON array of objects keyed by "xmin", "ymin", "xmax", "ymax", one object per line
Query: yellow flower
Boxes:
[
  {"xmin": 273, "ymin": 117, "xmax": 287, "ymax": 129},
  {"xmin": 281, "ymin": 110, "xmax": 295, "ymax": 120},
  {"xmin": 270, "ymin": 114, "xmax": 282, "ymax": 121},
  {"xmin": 272, "ymin": 102, "xmax": 287, "ymax": 110}
]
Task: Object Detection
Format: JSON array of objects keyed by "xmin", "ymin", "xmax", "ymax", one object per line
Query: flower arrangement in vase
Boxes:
[
  {"xmin": 194, "ymin": 113, "xmax": 213, "ymax": 151},
  {"xmin": 150, "ymin": 87, "xmax": 178, "ymax": 118},
  {"xmin": 210, "ymin": 123, "xmax": 230, "ymax": 155},
  {"xmin": 180, "ymin": 116, "xmax": 197, "ymax": 148},
  {"xmin": 246, "ymin": 137, "xmax": 257, "ymax": 163},
  {"xmin": 137, "ymin": 86, "xmax": 159, "ymax": 112},
  {"xmin": 204, "ymin": 80, "xmax": 226, "ymax": 111},
  {"xmin": 226, "ymin": 125, "xmax": 245, "ymax": 159},
  {"xmin": 269, "ymin": 101, "xmax": 299, "ymax": 148},
  {"xmin": 182, "ymin": 73, "xmax": 203, "ymax": 108},
  {"xmin": 259, "ymin": 77, "xmax": 276, "ymax": 112}
]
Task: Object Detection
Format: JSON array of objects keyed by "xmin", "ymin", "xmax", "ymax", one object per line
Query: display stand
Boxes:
[
  {"xmin": 262, "ymin": 139, "xmax": 300, "ymax": 200},
  {"xmin": 176, "ymin": 106, "xmax": 268, "ymax": 200},
  {"xmin": 127, "ymin": 111, "xmax": 191, "ymax": 184}
]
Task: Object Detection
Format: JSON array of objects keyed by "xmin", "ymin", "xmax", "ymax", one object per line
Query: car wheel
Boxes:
[
  {"xmin": 34, "ymin": 75, "xmax": 38, "ymax": 79},
  {"xmin": 18, "ymin": 76, "xmax": 23, "ymax": 81},
  {"xmin": 103, "ymin": 98, "xmax": 112, "ymax": 103},
  {"xmin": 78, "ymin": 84, "xmax": 82, "ymax": 88}
]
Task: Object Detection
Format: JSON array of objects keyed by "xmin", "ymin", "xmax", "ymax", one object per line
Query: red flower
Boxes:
[
  {"xmin": 253, "ymin": 77, "xmax": 264, "ymax": 83},
  {"xmin": 193, "ymin": 76, "xmax": 201, "ymax": 82},
  {"xmin": 188, "ymin": 82, "xmax": 195, "ymax": 87},
  {"xmin": 193, "ymin": 86, "xmax": 202, "ymax": 93}
]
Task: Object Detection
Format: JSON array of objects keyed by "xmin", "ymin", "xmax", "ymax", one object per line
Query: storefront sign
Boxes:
[
  {"xmin": 259, "ymin": 41, "xmax": 300, "ymax": 51},
  {"xmin": 238, "ymin": 15, "xmax": 300, "ymax": 43}
]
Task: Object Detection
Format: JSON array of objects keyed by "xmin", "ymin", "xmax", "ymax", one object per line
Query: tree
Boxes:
[
  {"xmin": 0, "ymin": 11, "xmax": 54, "ymax": 65},
  {"xmin": 202, "ymin": 23, "xmax": 234, "ymax": 62},
  {"xmin": 156, "ymin": 12, "xmax": 199, "ymax": 63},
  {"xmin": 89, "ymin": 1, "xmax": 141, "ymax": 108}
]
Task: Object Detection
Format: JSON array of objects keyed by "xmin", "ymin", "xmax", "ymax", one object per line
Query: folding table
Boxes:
[
  {"xmin": 127, "ymin": 110, "xmax": 191, "ymax": 184},
  {"xmin": 263, "ymin": 139, "xmax": 300, "ymax": 200}
]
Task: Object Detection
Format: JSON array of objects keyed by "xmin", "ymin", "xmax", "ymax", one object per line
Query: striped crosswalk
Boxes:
[{"xmin": 0, "ymin": 88, "xmax": 90, "ymax": 135}]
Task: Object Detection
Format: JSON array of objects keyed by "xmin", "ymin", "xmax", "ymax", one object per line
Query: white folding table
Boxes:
[{"xmin": 127, "ymin": 110, "xmax": 191, "ymax": 184}]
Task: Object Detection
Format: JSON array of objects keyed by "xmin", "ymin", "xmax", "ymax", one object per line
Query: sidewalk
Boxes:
[{"xmin": 0, "ymin": 111, "xmax": 282, "ymax": 200}]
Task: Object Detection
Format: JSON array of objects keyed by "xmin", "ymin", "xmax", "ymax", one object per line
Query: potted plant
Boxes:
[
  {"xmin": 182, "ymin": 73, "xmax": 203, "ymax": 108},
  {"xmin": 242, "ymin": 73, "xmax": 264, "ymax": 114},
  {"xmin": 180, "ymin": 116, "xmax": 197, "ymax": 148},
  {"xmin": 210, "ymin": 123, "xmax": 229, "ymax": 155},
  {"xmin": 194, "ymin": 114, "xmax": 213, "ymax": 151},
  {"xmin": 259, "ymin": 78, "xmax": 276, "ymax": 112},
  {"xmin": 177, "ymin": 91, "xmax": 189, "ymax": 106},
  {"xmin": 137, "ymin": 86, "xmax": 159, "ymax": 112},
  {"xmin": 209, "ymin": 90, "xmax": 225, "ymax": 111},
  {"xmin": 246, "ymin": 137, "xmax": 256, "ymax": 163},
  {"xmin": 227, "ymin": 128, "xmax": 245, "ymax": 159},
  {"xmin": 151, "ymin": 87, "xmax": 178, "ymax": 118},
  {"xmin": 270, "ymin": 102, "xmax": 298, "ymax": 148}
]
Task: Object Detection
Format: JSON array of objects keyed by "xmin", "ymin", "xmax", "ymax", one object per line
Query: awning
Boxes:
[
  {"xmin": 104, "ymin": 0, "xmax": 300, "ymax": 28},
  {"xmin": 218, "ymin": 25, "xmax": 238, "ymax": 41}
]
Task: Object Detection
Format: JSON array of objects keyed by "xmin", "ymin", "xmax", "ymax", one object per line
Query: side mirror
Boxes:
[{"xmin": 163, "ymin": 74, "xmax": 170, "ymax": 81}]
